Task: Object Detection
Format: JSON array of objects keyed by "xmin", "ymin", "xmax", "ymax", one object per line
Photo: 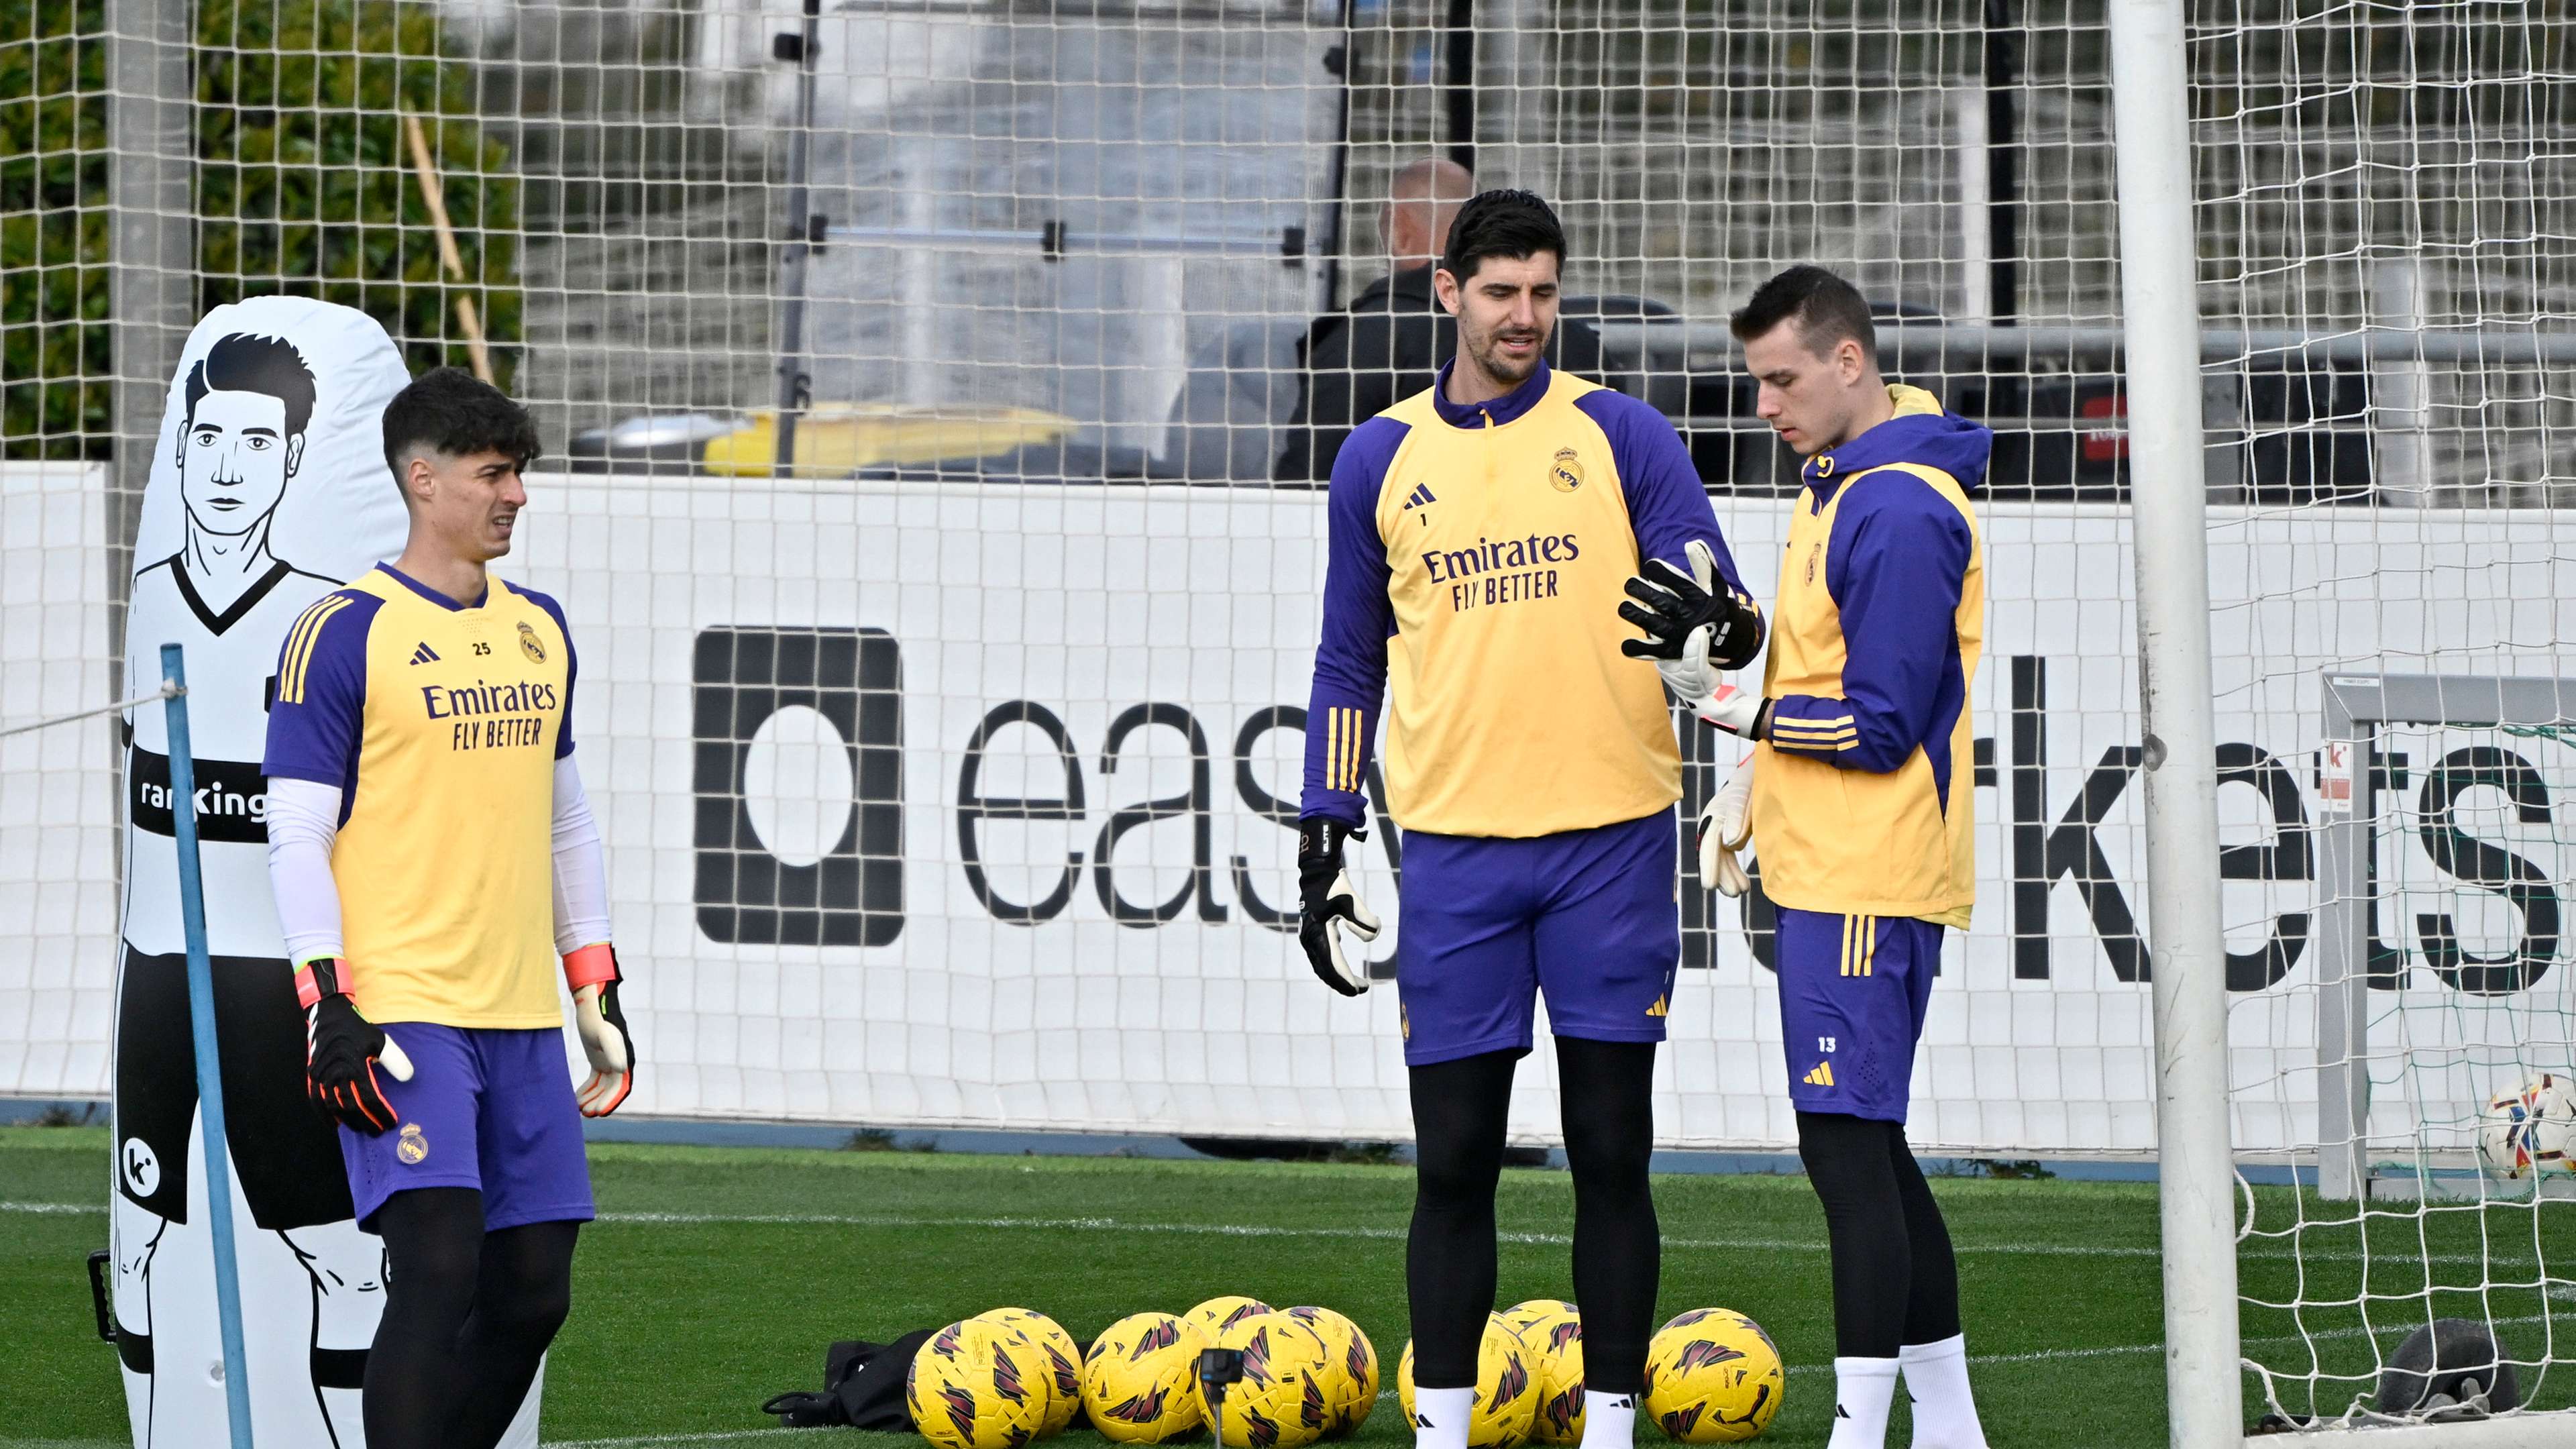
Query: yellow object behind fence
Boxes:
[{"xmin": 698, "ymin": 404, "xmax": 1073, "ymax": 478}]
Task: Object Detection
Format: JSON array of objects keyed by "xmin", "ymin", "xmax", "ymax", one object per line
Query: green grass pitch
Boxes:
[{"xmin": 3, "ymin": 1124, "xmax": 2571, "ymax": 1446}]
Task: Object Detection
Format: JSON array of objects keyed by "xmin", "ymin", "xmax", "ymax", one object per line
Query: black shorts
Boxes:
[{"xmin": 113, "ymin": 946, "xmax": 355, "ymax": 1230}]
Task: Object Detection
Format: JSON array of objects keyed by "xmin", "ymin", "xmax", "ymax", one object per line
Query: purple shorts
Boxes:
[
  {"xmin": 1395, "ymin": 809, "xmax": 1680, "ymax": 1066},
  {"xmin": 1776, "ymin": 908, "xmax": 1943, "ymax": 1123},
  {"xmin": 339, "ymin": 1024, "xmax": 595, "ymax": 1232}
]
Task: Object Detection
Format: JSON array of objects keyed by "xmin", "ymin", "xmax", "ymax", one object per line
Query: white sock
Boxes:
[
  {"xmin": 1413, "ymin": 1385, "xmax": 1473, "ymax": 1449},
  {"xmin": 1898, "ymin": 1336, "xmax": 1988, "ymax": 1449},
  {"xmin": 1580, "ymin": 1390, "xmax": 1635, "ymax": 1448},
  {"xmin": 1827, "ymin": 1357, "xmax": 1900, "ymax": 1449}
]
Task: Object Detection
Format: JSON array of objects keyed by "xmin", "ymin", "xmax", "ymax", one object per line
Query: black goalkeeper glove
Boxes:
[
  {"xmin": 299, "ymin": 958, "xmax": 413, "ymax": 1136},
  {"xmin": 1619, "ymin": 538, "xmax": 1767, "ymax": 698},
  {"xmin": 1297, "ymin": 817, "xmax": 1381, "ymax": 997}
]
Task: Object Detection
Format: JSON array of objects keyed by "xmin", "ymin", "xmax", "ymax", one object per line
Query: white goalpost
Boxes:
[{"xmin": 2102, "ymin": 2, "xmax": 2242, "ymax": 1444}]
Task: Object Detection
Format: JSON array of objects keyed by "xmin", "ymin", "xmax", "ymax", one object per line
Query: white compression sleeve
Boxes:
[
  {"xmin": 264, "ymin": 776, "xmax": 345, "ymax": 963},
  {"xmin": 552, "ymin": 754, "xmax": 612, "ymax": 955}
]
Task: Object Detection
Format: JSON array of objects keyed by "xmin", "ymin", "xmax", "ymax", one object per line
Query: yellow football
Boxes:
[
  {"xmin": 1184, "ymin": 1294, "xmax": 1277, "ymax": 1348},
  {"xmin": 1642, "ymin": 1309, "xmax": 1783, "ymax": 1443},
  {"xmin": 908, "ymin": 1318, "xmax": 1052, "ymax": 1449},
  {"xmin": 1198, "ymin": 1310, "xmax": 1336, "ymax": 1449},
  {"xmin": 976, "ymin": 1307, "xmax": 1084, "ymax": 1436},
  {"xmin": 1082, "ymin": 1312, "xmax": 1204, "ymax": 1444},
  {"xmin": 1397, "ymin": 1314, "xmax": 1541, "ymax": 1449},
  {"xmin": 1498, "ymin": 1300, "xmax": 1585, "ymax": 1444},
  {"xmin": 1285, "ymin": 1305, "xmax": 1380, "ymax": 1436}
]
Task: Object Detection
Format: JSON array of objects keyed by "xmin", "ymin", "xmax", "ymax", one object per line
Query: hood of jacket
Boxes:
[{"xmin": 1801, "ymin": 384, "xmax": 1993, "ymax": 494}]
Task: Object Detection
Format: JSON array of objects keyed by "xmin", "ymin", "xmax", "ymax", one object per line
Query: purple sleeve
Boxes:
[
  {"xmin": 263, "ymin": 591, "xmax": 381, "ymax": 803},
  {"xmin": 523, "ymin": 586, "xmax": 580, "ymax": 759},
  {"xmin": 1766, "ymin": 474, "xmax": 1973, "ymax": 773},
  {"xmin": 1299, "ymin": 417, "xmax": 1405, "ymax": 826},
  {"xmin": 1575, "ymin": 388, "xmax": 1749, "ymax": 596}
]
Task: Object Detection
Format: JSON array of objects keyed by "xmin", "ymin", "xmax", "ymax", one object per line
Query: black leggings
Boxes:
[
  {"xmin": 1794, "ymin": 1112, "xmax": 1960, "ymax": 1359},
  {"xmin": 1409, "ymin": 1039, "xmax": 1660, "ymax": 1395},
  {"xmin": 368, "ymin": 1188, "xmax": 580, "ymax": 1449}
]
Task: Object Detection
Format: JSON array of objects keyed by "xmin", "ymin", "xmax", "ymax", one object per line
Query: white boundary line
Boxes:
[{"xmin": 0, "ymin": 1200, "xmax": 2526, "ymax": 1266}]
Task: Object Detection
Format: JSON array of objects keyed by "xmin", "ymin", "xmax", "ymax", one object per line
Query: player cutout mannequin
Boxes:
[
  {"xmin": 1296, "ymin": 189, "xmax": 1762, "ymax": 1449},
  {"xmin": 263, "ymin": 368, "xmax": 633, "ymax": 1449},
  {"xmin": 114, "ymin": 322, "xmax": 411, "ymax": 1449},
  {"xmin": 1648, "ymin": 267, "xmax": 1992, "ymax": 1449}
]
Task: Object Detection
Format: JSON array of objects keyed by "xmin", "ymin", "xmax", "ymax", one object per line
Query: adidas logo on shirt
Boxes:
[
  {"xmin": 1803, "ymin": 1061, "xmax": 1835, "ymax": 1088},
  {"xmin": 1401, "ymin": 482, "xmax": 1437, "ymax": 510},
  {"xmin": 1644, "ymin": 994, "xmax": 1668, "ymax": 1018},
  {"xmin": 410, "ymin": 642, "xmax": 441, "ymax": 665}
]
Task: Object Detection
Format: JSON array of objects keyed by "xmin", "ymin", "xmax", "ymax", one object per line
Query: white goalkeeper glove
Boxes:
[
  {"xmin": 1697, "ymin": 755, "xmax": 1756, "ymax": 898},
  {"xmin": 1297, "ymin": 817, "xmax": 1380, "ymax": 996},
  {"xmin": 1619, "ymin": 539, "xmax": 1765, "ymax": 702},
  {"xmin": 1692, "ymin": 683, "xmax": 1771, "ymax": 739},
  {"xmin": 564, "ymin": 944, "xmax": 634, "ymax": 1116}
]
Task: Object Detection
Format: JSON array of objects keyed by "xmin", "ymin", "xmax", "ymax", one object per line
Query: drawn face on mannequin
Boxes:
[{"xmin": 179, "ymin": 387, "xmax": 305, "ymax": 538}]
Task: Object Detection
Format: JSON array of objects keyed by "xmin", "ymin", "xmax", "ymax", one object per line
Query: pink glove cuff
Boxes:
[
  {"xmin": 562, "ymin": 943, "xmax": 619, "ymax": 991},
  {"xmin": 294, "ymin": 957, "xmax": 351, "ymax": 1010}
]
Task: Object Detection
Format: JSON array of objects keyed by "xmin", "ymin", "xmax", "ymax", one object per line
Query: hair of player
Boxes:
[
  {"xmin": 184, "ymin": 332, "xmax": 317, "ymax": 436},
  {"xmin": 1729, "ymin": 264, "xmax": 1879, "ymax": 366},
  {"xmin": 380, "ymin": 366, "xmax": 543, "ymax": 495},
  {"xmin": 1436, "ymin": 188, "xmax": 1568, "ymax": 284}
]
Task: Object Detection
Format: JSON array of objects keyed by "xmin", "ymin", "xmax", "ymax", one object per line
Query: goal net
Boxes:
[
  {"xmin": 2237, "ymin": 678, "xmax": 2576, "ymax": 1428},
  {"xmin": 2187, "ymin": 3, "xmax": 2576, "ymax": 1434}
]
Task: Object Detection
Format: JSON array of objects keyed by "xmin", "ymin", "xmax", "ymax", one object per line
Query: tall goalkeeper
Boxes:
[
  {"xmin": 262, "ymin": 368, "xmax": 634, "ymax": 1449},
  {"xmin": 1640, "ymin": 266, "xmax": 1992, "ymax": 1449},
  {"xmin": 1297, "ymin": 189, "xmax": 1762, "ymax": 1449}
]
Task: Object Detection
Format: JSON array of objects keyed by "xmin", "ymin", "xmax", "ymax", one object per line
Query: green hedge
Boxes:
[
  {"xmin": 0, "ymin": 0, "xmax": 111, "ymax": 455},
  {"xmin": 3, "ymin": 0, "xmax": 519, "ymax": 460}
]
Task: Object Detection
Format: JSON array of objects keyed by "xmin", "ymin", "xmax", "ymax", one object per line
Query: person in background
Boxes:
[
  {"xmin": 1165, "ymin": 158, "xmax": 1472, "ymax": 482},
  {"xmin": 1273, "ymin": 158, "xmax": 1619, "ymax": 482}
]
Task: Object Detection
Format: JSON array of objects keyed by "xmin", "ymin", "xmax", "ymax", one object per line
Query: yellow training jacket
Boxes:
[{"xmin": 1752, "ymin": 386, "xmax": 1990, "ymax": 927}]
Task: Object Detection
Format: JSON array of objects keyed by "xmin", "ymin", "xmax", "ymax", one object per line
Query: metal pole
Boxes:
[
  {"xmin": 1318, "ymin": 0, "xmax": 1358, "ymax": 314},
  {"xmin": 107, "ymin": 0, "xmax": 196, "ymax": 666},
  {"xmin": 161, "ymin": 644, "xmax": 256, "ymax": 1449},
  {"xmin": 1442, "ymin": 0, "xmax": 1475, "ymax": 177},
  {"xmin": 2104, "ymin": 2, "xmax": 2241, "ymax": 1444},
  {"xmin": 771, "ymin": 0, "xmax": 822, "ymax": 476},
  {"xmin": 2313, "ymin": 678, "xmax": 2371, "ymax": 1203},
  {"xmin": 1981, "ymin": 0, "xmax": 2021, "ymax": 326}
]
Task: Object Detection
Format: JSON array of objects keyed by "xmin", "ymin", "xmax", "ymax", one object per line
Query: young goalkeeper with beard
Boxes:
[
  {"xmin": 1295, "ymin": 189, "xmax": 1763, "ymax": 1449},
  {"xmin": 1638, "ymin": 266, "xmax": 1994, "ymax": 1449}
]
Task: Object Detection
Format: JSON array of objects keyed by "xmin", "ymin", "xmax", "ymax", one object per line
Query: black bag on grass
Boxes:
[{"xmin": 762, "ymin": 1328, "xmax": 936, "ymax": 1430}]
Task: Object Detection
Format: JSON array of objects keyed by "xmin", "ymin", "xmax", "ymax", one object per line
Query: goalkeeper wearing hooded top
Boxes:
[
  {"xmin": 1296, "ymin": 189, "xmax": 1760, "ymax": 1449},
  {"xmin": 1636, "ymin": 266, "xmax": 1993, "ymax": 1449},
  {"xmin": 262, "ymin": 368, "xmax": 631, "ymax": 1449}
]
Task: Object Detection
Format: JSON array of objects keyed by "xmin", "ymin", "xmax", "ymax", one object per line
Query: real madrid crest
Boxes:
[
  {"xmin": 1548, "ymin": 447, "xmax": 1584, "ymax": 494},
  {"xmin": 396, "ymin": 1122, "xmax": 429, "ymax": 1164},
  {"xmin": 518, "ymin": 620, "xmax": 546, "ymax": 663}
]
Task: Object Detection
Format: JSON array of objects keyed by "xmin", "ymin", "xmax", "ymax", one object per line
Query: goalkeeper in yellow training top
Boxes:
[
  {"xmin": 1297, "ymin": 189, "xmax": 1764, "ymax": 1449},
  {"xmin": 262, "ymin": 368, "xmax": 633, "ymax": 1449},
  {"xmin": 1643, "ymin": 266, "xmax": 1992, "ymax": 1449}
]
